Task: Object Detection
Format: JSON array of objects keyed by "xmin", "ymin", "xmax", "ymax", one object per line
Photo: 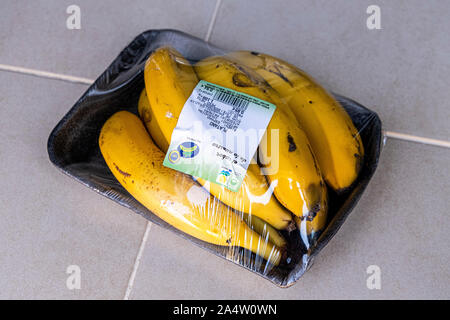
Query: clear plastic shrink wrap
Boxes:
[{"xmin": 48, "ymin": 30, "xmax": 382, "ymax": 287}]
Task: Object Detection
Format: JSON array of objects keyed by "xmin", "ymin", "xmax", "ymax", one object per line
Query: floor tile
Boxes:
[
  {"xmin": 210, "ymin": 0, "xmax": 450, "ymax": 141},
  {"xmin": 130, "ymin": 140, "xmax": 449, "ymax": 299},
  {"xmin": 0, "ymin": 72, "xmax": 148, "ymax": 299},
  {"xmin": 0, "ymin": 0, "xmax": 217, "ymax": 79}
]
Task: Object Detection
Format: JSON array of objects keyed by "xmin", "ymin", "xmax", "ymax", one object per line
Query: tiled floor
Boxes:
[{"xmin": 0, "ymin": 1, "xmax": 448, "ymax": 299}]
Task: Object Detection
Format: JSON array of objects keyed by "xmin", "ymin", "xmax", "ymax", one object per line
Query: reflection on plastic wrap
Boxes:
[{"xmin": 48, "ymin": 30, "xmax": 382, "ymax": 287}]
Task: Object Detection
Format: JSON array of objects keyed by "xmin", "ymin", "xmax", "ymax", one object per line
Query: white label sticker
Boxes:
[{"xmin": 163, "ymin": 80, "xmax": 276, "ymax": 192}]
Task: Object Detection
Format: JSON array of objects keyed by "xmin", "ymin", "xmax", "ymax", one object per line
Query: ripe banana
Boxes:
[
  {"xmin": 194, "ymin": 56, "xmax": 327, "ymax": 234},
  {"xmin": 243, "ymin": 213, "xmax": 287, "ymax": 249},
  {"xmin": 144, "ymin": 46, "xmax": 199, "ymax": 152},
  {"xmin": 137, "ymin": 89, "xmax": 166, "ymax": 148},
  {"xmin": 226, "ymin": 51, "xmax": 364, "ymax": 191},
  {"xmin": 99, "ymin": 111, "xmax": 282, "ymax": 266},
  {"xmin": 143, "ymin": 47, "xmax": 293, "ymax": 230},
  {"xmin": 294, "ymin": 203, "xmax": 328, "ymax": 248}
]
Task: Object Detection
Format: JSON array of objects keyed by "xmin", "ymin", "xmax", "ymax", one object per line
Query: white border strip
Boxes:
[
  {"xmin": 0, "ymin": 64, "xmax": 94, "ymax": 85},
  {"xmin": 204, "ymin": 0, "xmax": 222, "ymax": 42},
  {"xmin": 384, "ymin": 131, "xmax": 450, "ymax": 149},
  {"xmin": 123, "ymin": 221, "xmax": 152, "ymax": 300}
]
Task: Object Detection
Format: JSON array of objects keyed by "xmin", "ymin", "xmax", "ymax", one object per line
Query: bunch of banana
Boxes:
[
  {"xmin": 194, "ymin": 56, "xmax": 328, "ymax": 238},
  {"xmin": 225, "ymin": 51, "xmax": 364, "ymax": 192},
  {"xmin": 142, "ymin": 47, "xmax": 293, "ymax": 231},
  {"xmin": 99, "ymin": 45, "xmax": 364, "ymax": 267},
  {"xmin": 99, "ymin": 111, "xmax": 282, "ymax": 266}
]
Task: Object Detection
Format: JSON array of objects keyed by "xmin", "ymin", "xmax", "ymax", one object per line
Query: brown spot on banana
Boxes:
[
  {"xmin": 285, "ymin": 220, "xmax": 297, "ymax": 232},
  {"xmin": 113, "ymin": 162, "xmax": 131, "ymax": 177},
  {"xmin": 287, "ymin": 133, "xmax": 297, "ymax": 152},
  {"xmin": 232, "ymin": 73, "xmax": 254, "ymax": 87},
  {"xmin": 306, "ymin": 183, "xmax": 323, "ymax": 215}
]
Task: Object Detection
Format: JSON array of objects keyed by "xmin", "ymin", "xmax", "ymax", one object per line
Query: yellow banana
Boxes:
[
  {"xmin": 194, "ymin": 56, "xmax": 327, "ymax": 234},
  {"xmin": 226, "ymin": 51, "xmax": 364, "ymax": 191},
  {"xmin": 243, "ymin": 213, "xmax": 287, "ymax": 249},
  {"xmin": 99, "ymin": 111, "xmax": 281, "ymax": 266},
  {"xmin": 143, "ymin": 47, "xmax": 293, "ymax": 230},
  {"xmin": 144, "ymin": 46, "xmax": 199, "ymax": 152},
  {"xmin": 137, "ymin": 89, "xmax": 166, "ymax": 148},
  {"xmin": 294, "ymin": 203, "xmax": 327, "ymax": 247},
  {"xmin": 195, "ymin": 166, "xmax": 292, "ymax": 230}
]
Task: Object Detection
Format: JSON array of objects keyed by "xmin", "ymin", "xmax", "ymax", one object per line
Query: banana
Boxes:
[
  {"xmin": 243, "ymin": 213, "xmax": 287, "ymax": 249},
  {"xmin": 194, "ymin": 56, "xmax": 327, "ymax": 234},
  {"xmin": 144, "ymin": 46, "xmax": 199, "ymax": 152},
  {"xmin": 226, "ymin": 51, "xmax": 364, "ymax": 191},
  {"xmin": 99, "ymin": 111, "xmax": 282, "ymax": 266},
  {"xmin": 195, "ymin": 165, "xmax": 292, "ymax": 230},
  {"xmin": 143, "ymin": 47, "xmax": 293, "ymax": 230},
  {"xmin": 294, "ymin": 202, "xmax": 328, "ymax": 248},
  {"xmin": 137, "ymin": 89, "xmax": 166, "ymax": 148}
]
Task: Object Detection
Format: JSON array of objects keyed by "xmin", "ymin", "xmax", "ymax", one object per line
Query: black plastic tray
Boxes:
[{"xmin": 47, "ymin": 29, "xmax": 383, "ymax": 287}]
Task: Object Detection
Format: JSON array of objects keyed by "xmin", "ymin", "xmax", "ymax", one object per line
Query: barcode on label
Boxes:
[{"xmin": 214, "ymin": 91, "xmax": 249, "ymax": 109}]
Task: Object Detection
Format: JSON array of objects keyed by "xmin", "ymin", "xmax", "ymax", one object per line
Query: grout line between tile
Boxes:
[
  {"xmin": 1, "ymin": 63, "xmax": 449, "ymax": 151},
  {"xmin": 123, "ymin": 221, "xmax": 152, "ymax": 300},
  {"xmin": 204, "ymin": 0, "xmax": 222, "ymax": 42},
  {"xmin": 384, "ymin": 131, "xmax": 450, "ymax": 149},
  {"xmin": 0, "ymin": 64, "xmax": 94, "ymax": 85}
]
